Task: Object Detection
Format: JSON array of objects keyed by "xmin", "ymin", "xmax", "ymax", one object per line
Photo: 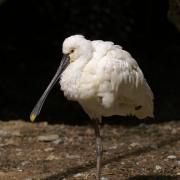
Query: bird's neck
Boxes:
[
  {"xmin": 70, "ymin": 57, "xmax": 90, "ymax": 84},
  {"xmin": 60, "ymin": 57, "xmax": 90, "ymax": 100},
  {"xmin": 73, "ymin": 57, "xmax": 89, "ymax": 70}
]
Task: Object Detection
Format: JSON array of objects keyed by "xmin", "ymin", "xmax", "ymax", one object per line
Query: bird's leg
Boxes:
[{"xmin": 92, "ymin": 118, "xmax": 103, "ymax": 180}]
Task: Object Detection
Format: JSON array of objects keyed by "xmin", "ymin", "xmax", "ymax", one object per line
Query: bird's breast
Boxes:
[
  {"xmin": 60, "ymin": 62, "xmax": 98, "ymax": 101},
  {"xmin": 60, "ymin": 69, "xmax": 80, "ymax": 100}
]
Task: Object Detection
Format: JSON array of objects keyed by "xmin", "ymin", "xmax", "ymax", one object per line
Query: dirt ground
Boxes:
[{"xmin": 0, "ymin": 120, "xmax": 179, "ymax": 180}]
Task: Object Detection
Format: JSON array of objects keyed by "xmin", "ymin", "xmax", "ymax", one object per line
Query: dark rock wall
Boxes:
[{"xmin": 0, "ymin": 0, "xmax": 180, "ymax": 123}]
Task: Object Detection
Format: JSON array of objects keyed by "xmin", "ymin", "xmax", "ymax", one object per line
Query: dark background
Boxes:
[{"xmin": 0, "ymin": 0, "xmax": 179, "ymax": 124}]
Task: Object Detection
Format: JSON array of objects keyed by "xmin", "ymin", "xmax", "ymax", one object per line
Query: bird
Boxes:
[{"xmin": 30, "ymin": 35, "xmax": 154, "ymax": 180}]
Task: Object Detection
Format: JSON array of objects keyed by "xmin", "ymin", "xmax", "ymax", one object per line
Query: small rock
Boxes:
[
  {"xmin": 41, "ymin": 121, "xmax": 48, "ymax": 126},
  {"xmin": 0, "ymin": 130, "xmax": 8, "ymax": 137},
  {"xmin": 11, "ymin": 131, "xmax": 21, "ymax": 136},
  {"xmin": 167, "ymin": 155, "xmax": 176, "ymax": 159},
  {"xmin": 53, "ymin": 138, "xmax": 64, "ymax": 145},
  {"xmin": 16, "ymin": 151, "xmax": 23, "ymax": 156},
  {"xmin": 101, "ymin": 177, "xmax": 108, "ymax": 180},
  {"xmin": 171, "ymin": 129, "xmax": 177, "ymax": 134},
  {"xmin": 28, "ymin": 137, "xmax": 33, "ymax": 141},
  {"xmin": 139, "ymin": 123, "xmax": 146, "ymax": 128},
  {"xmin": 0, "ymin": 130, "xmax": 21, "ymax": 137},
  {"xmin": 163, "ymin": 124, "xmax": 171, "ymax": 130},
  {"xmin": 73, "ymin": 173, "xmax": 83, "ymax": 177},
  {"xmin": 177, "ymin": 161, "xmax": 180, "ymax": 165},
  {"xmin": 15, "ymin": 148, "xmax": 22, "ymax": 152},
  {"xmin": 119, "ymin": 142, "xmax": 125, "ymax": 146},
  {"xmin": 149, "ymin": 144, "xmax": 158, "ymax": 149},
  {"xmin": 24, "ymin": 178, "xmax": 32, "ymax": 180},
  {"xmin": 44, "ymin": 147, "xmax": 54, "ymax": 152},
  {"xmin": 37, "ymin": 134, "xmax": 59, "ymax": 142},
  {"xmin": 66, "ymin": 153, "xmax": 80, "ymax": 159},
  {"xmin": 108, "ymin": 145, "xmax": 117, "ymax": 150},
  {"xmin": 130, "ymin": 142, "xmax": 140, "ymax": 147},
  {"xmin": 21, "ymin": 161, "xmax": 29, "ymax": 166},
  {"xmin": 46, "ymin": 154, "xmax": 59, "ymax": 160},
  {"xmin": 155, "ymin": 165, "xmax": 162, "ymax": 171},
  {"xmin": 177, "ymin": 172, "xmax": 180, "ymax": 175},
  {"xmin": 5, "ymin": 139, "xmax": 18, "ymax": 146},
  {"xmin": 17, "ymin": 167, "xmax": 23, "ymax": 172}
]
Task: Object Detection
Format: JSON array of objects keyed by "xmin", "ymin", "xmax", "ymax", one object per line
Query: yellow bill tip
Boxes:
[{"xmin": 30, "ymin": 113, "xmax": 36, "ymax": 122}]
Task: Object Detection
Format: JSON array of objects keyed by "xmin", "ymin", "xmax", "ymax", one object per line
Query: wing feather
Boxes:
[{"xmin": 97, "ymin": 47, "xmax": 154, "ymax": 118}]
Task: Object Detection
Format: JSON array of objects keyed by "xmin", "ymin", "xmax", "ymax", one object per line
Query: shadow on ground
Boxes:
[
  {"xmin": 129, "ymin": 175, "xmax": 179, "ymax": 180},
  {"xmin": 43, "ymin": 133, "xmax": 180, "ymax": 179}
]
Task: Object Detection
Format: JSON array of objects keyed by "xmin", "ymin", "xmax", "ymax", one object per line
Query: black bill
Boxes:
[{"xmin": 30, "ymin": 54, "xmax": 70, "ymax": 121}]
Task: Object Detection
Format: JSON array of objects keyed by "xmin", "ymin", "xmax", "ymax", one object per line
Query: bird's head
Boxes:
[
  {"xmin": 62, "ymin": 35, "xmax": 93, "ymax": 63},
  {"xmin": 30, "ymin": 35, "xmax": 92, "ymax": 122}
]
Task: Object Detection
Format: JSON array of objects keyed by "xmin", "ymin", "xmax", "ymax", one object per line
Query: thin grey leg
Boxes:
[{"xmin": 92, "ymin": 119, "xmax": 103, "ymax": 180}]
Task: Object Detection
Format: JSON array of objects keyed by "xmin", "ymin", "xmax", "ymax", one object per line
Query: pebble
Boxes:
[
  {"xmin": 155, "ymin": 165, "xmax": 162, "ymax": 171},
  {"xmin": 130, "ymin": 142, "xmax": 140, "ymax": 147},
  {"xmin": 108, "ymin": 145, "xmax": 117, "ymax": 150},
  {"xmin": 73, "ymin": 173, "xmax": 83, "ymax": 177},
  {"xmin": 66, "ymin": 153, "xmax": 80, "ymax": 159},
  {"xmin": 167, "ymin": 155, "xmax": 176, "ymax": 159},
  {"xmin": 41, "ymin": 121, "xmax": 48, "ymax": 126},
  {"xmin": 0, "ymin": 130, "xmax": 8, "ymax": 136},
  {"xmin": 11, "ymin": 131, "xmax": 21, "ymax": 136},
  {"xmin": 37, "ymin": 134, "xmax": 59, "ymax": 142},
  {"xmin": 44, "ymin": 147, "xmax": 54, "ymax": 152},
  {"xmin": 15, "ymin": 148, "xmax": 22, "ymax": 151},
  {"xmin": 0, "ymin": 130, "xmax": 21, "ymax": 137},
  {"xmin": 21, "ymin": 161, "xmax": 29, "ymax": 166},
  {"xmin": 139, "ymin": 123, "xmax": 146, "ymax": 128},
  {"xmin": 53, "ymin": 138, "xmax": 64, "ymax": 145},
  {"xmin": 149, "ymin": 144, "xmax": 158, "ymax": 149},
  {"xmin": 101, "ymin": 177, "xmax": 108, "ymax": 180},
  {"xmin": 46, "ymin": 154, "xmax": 59, "ymax": 160},
  {"xmin": 5, "ymin": 139, "xmax": 18, "ymax": 146},
  {"xmin": 17, "ymin": 167, "xmax": 23, "ymax": 171},
  {"xmin": 16, "ymin": 151, "xmax": 23, "ymax": 156},
  {"xmin": 171, "ymin": 129, "xmax": 177, "ymax": 134}
]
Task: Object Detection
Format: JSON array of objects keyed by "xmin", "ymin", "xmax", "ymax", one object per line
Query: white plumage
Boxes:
[
  {"xmin": 60, "ymin": 35, "xmax": 154, "ymax": 120},
  {"xmin": 30, "ymin": 34, "xmax": 154, "ymax": 180}
]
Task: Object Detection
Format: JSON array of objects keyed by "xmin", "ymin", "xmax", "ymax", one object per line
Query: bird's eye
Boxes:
[{"xmin": 70, "ymin": 49, "xmax": 74, "ymax": 53}]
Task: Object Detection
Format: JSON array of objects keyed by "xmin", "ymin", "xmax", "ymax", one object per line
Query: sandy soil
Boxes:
[{"xmin": 0, "ymin": 120, "xmax": 179, "ymax": 180}]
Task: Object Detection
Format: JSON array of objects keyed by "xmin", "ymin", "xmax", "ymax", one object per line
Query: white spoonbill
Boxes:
[{"xmin": 30, "ymin": 35, "xmax": 154, "ymax": 180}]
